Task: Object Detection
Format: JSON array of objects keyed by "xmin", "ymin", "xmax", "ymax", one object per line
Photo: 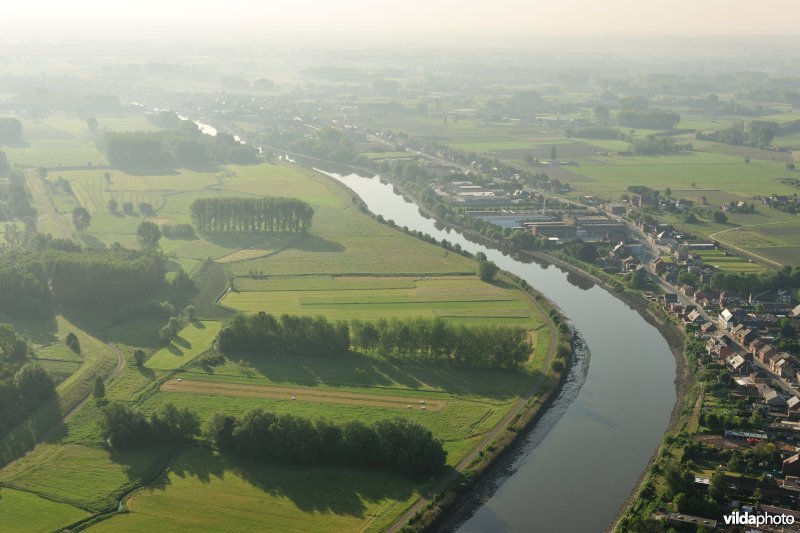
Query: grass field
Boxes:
[
  {"xmin": 0, "ymin": 443, "xmax": 172, "ymax": 511},
  {"xmin": 223, "ymin": 275, "xmax": 542, "ymax": 326},
  {"xmin": 694, "ymin": 249, "xmax": 766, "ymax": 273},
  {"xmin": 145, "ymin": 321, "xmax": 222, "ymax": 370},
  {"xmin": 147, "ymin": 348, "xmax": 543, "ymax": 463},
  {"xmin": 0, "ymin": 112, "xmax": 557, "ymax": 533},
  {"xmin": 161, "ymin": 378, "xmax": 448, "ymax": 410},
  {"xmin": 0, "ymin": 486, "xmax": 89, "ymax": 533},
  {"xmin": 88, "ymin": 447, "xmax": 422, "ymax": 533}
]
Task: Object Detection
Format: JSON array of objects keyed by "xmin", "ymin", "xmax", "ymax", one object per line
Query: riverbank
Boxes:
[
  {"xmin": 373, "ymin": 173, "xmax": 690, "ymax": 531},
  {"xmin": 305, "ymin": 163, "xmax": 573, "ymax": 531}
]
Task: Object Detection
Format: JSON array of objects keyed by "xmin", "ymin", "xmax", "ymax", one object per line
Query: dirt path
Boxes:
[
  {"xmin": 25, "ymin": 168, "xmax": 78, "ymax": 241},
  {"xmin": 161, "ymin": 379, "xmax": 447, "ymax": 411},
  {"xmin": 62, "ymin": 343, "xmax": 126, "ymax": 423}
]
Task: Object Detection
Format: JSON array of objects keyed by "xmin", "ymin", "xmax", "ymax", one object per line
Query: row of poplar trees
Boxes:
[{"xmin": 190, "ymin": 197, "xmax": 314, "ymax": 234}]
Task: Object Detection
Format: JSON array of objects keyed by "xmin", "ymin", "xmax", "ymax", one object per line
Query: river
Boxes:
[{"xmin": 324, "ymin": 171, "xmax": 676, "ymax": 532}]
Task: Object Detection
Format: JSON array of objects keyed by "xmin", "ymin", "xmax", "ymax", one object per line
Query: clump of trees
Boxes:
[
  {"xmin": 217, "ymin": 312, "xmax": 350, "ymax": 358},
  {"xmin": 101, "ymin": 402, "xmax": 201, "ymax": 448},
  {"xmin": 101, "ymin": 125, "xmax": 258, "ymax": 167},
  {"xmin": 217, "ymin": 312, "xmax": 531, "ymax": 369},
  {"xmin": 0, "ymin": 171, "xmax": 36, "ymax": 222},
  {"xmin": 0, "ymin": 118, "xmax": 23, "ymax": 144},
  {"xmin": 617, "ymin": 110, "xmax": 681, "ymax": 130},
  {"xmin": 0, "ymin": 244, "xmax": 168, "ymax": 317},
  {"xmin": 161, "ymin": 223, "xmax": 195, "ymax": 239},
  {"xmin": 72, "ymin": 206, "xmax": 91, "ymax": 233},
  {"xmin": 190, "ymin": 197, "xmax": 314, "ymax": 234},
  {"xmin": 475, "ymin": 252, "xmax": 499, "ymax": 282},
  {"xmin": 696, "ymin": 120, "xmax": 777, "ymax": 148},
  {"xmin": 207, "ymin": 409, "xmax": 447, "ymax": 478},
  {"xmin": 136, "ymin": 221, "xmax": 161, "ymax": 250},
  {"xmin": 0, "ymin": 362, "xmax": 56, "ymax": 438}
]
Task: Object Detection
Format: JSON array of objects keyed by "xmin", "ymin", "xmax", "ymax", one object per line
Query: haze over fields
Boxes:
[{"xmin": 0, "ymin": 0, "xmax": 798, "ymax": 39}]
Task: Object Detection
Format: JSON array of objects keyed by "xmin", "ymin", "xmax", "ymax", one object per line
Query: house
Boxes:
[
  {"xmin": 771, "ymin": 357, "xmax": 789, "ymax": 376},
  {"xmin": 652, "ymin": 257, "xmax": 667, "ymax": 274},
  {"xmin": 662, "ymin": 293, "xmax": 678, "ymax": 306},
  {"xmin": 707, "ymin": 337, "xmax": 733, "ymax": 358},
  {"xmin": 749, "ymin": 339, "xmax": 766, "ymax": 355},
  {"xmin": 727, "ymin": 354, "xmax": 748, "ymax": 374},
  {"xmin": 679, "ymin": 284, "xmax": 695, "ymax": 298},
  {"xmin": 621, "ymin": 256, "xmax": 640, "ymax": 272},
  {"xmin": 764, "ymin": 389, "xmax": 788, "ymax": 408},
  {"xmin": 719, "ymin": 308, "xmax": 739, "ymax": 330},
  {"xmin": 685, "ymin": 309, "xmax": 703, "ymax": 324},
  {"xmin": 734, "ymin": 327, "xmax": 757, "ymax": 345},
  {"xmin": 700, "ymin": 321, "xmax": 716, "ymax": 334},
  {"xmin": 758, "ymin": 344, "xmax": 779, "ymax": 364},
  {"xmin": 787, "ymin": 396, "xmax": 800, "ymax": 412},
  {"xmin": 792, "ymin": 304, "xmax": 800, "ymax": 318}
]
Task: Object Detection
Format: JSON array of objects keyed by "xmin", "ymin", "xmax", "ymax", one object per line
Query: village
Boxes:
[{"xmin": 631, "ymin": 221, "xmax": 800, "ymax": 528}]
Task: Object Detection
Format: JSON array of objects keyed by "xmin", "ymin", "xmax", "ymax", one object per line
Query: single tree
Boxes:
[
  {"xmin": 478, "ymin": 260, "xmax": 499, "ymax": 282},
  {"xmin": 72, "ymin": 206, "xmax": 91, "ymax": 233},
  {"xmin": 86, "ymin": 117, "xmax": 98, "ymax": 133},
  {"xmin": 133, "ymin": 349, "xmax": 146, "ymax": 367},
  {"xmin": 713, "ymin": 211, "xmax": 728, "ymax": 223},
  {"xmin": 136, "ymin": 221, "xmax": 161, "ymax": 250},
  {"xmin": 65, "ymin": 332, "xmax": 81, "ymax": 354},
  {"xmin": 94, "ymin": 376, "xmax": 105, "ymax": 400},
  {"xmin": 184, "ymin": 305, "xmax": 197, "ymax": 321},
  {"xmin": 550, "ymin": 146, "xmax": 557, "ymax": 161},
  {"xmin": 108, "ymin": 198, "xmax": 118, "ymax": 212}
]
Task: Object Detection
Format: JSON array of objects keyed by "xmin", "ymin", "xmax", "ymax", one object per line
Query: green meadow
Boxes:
[
  {"xmin": 145, "ymin": 320, "xmax": 222, "ymax": 370},
  {"xmin": 88, "ymin": 448, "xmax": 422, "ymax": 533},
  {"xmin": 0, "ymin": 486, "xmax": 89, "ymax": 533}
]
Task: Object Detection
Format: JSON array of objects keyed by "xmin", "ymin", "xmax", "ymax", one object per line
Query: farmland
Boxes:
[
  {"xmin": 145, "ymin": 321, "xmax": 222, "ymax": 370},
  {"xmin": 0, "ymin": 110, "xmax": 557, "ymax": 533},
  {"xmin": 88, "ymin": 448, "xmax": 422, "ymax": 533},
  {"xmin": 0, "ymin": 486, "xmax": 89, "ymax": 532}
]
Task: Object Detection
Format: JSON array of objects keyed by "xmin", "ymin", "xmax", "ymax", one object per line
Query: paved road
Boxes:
[{"xmin": 385, "ymin": 293, "xmax": 559, "ymax": 532}]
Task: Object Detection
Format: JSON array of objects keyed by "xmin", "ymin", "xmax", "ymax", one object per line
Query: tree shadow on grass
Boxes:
[
  {"xmin": 116, "ymin": 165, "xmax": 180, "ymax": 176},
  {"xmin": 214, "ymin": 352, "xmax": 530, "ymax": 400},
  {"xmin": 289, "ymin": 235, "xmax": 345, "ymax": 253},
  {"xmin": 158, "ymin": 447, "xmax": 423, "ymax": 520}
]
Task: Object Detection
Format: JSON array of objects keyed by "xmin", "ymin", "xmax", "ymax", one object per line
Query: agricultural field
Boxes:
[
  {"xmin": 694, "ymin": 249, "xmax": 767, "ymax": 273},
  {"xmin": 145, "ymin": 320, "xmax": 222, "ymax": 370},
  {"xmin": 88, "ymin": 448, "xmax": 422, "ymax": 533},
  {"xmin": 223, "ymin": 275, "xmax": 542, "ymax": 326},
  {"xmin": 145, "ymin": 347, "xmax": 539, "ymax": 463},
  {"xmin": 0, "ymin": 443, "xmax": 172, "ymax": 511},
  {"xmin": 0, "ymin": 110, "xmax": 557, "ymax": 532},
  {"xmin": 0, "ymin": 486, "xmax": 89, "ymax": 533}
]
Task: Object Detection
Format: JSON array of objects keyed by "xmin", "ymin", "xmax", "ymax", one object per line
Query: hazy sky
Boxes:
[{"xmin": 1, "ymin": 0, "xmax": 799, "ymax": 40}]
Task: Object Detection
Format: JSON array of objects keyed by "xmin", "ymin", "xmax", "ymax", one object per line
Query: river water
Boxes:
[{"xmin": 324, "ymin": 171, "xmax": 676, "ymax": 532}]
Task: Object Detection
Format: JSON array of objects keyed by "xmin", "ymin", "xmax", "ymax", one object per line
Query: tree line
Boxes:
[
  {"xmin": 208, "ymin": 409, "xmax": 446, "ymax": 478},
  {"xmin": 190, "ymin": 197, "xmax": 314, "ymax": 234},
  {"xmin": 349, "ymin": 317, "xmax": 530, "ymax": 368},
  {"xmin": 217, "ymin": 312, "xmax": 531, "ymax": 369},
  {"xmin": 217, "ymin": 312, "xmax": 350, "ymax": 358},
  {"xmin": 101, "ymin": 402, "xmax": 201, "ymax": 448},
  {"xmin": 0, "ymin": 243, "xmax": 168, "ymax": 317},
  {"xmin": 617, "ymin": 110, "xmax": 681, "ymax": 130},
  {"xmin": 102, "ymin": 125, "xmax": 258, "ymax": 168},
  {"xmin": 0, "ymin": 171, "xmax": 36, "ymax": 222}
]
